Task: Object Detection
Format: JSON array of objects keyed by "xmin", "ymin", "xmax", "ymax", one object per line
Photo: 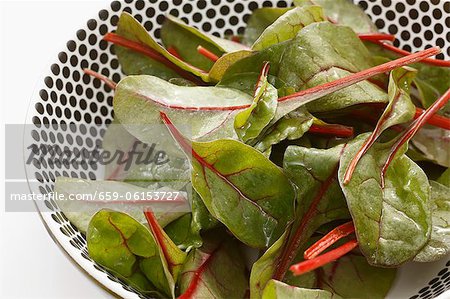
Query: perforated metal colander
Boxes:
[{"xmin": 24, "ymin": 1, "xmax": 450, "ymax": 298}]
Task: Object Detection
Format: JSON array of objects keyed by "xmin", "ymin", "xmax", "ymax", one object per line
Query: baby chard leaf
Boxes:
[
  {"xmin": 252, "ymin": 5, "xmax": 326, "ymax": 50},
  {"xmin": 177, "ymin": 235, "xmax": 248, "ymax": 298},
  {"xmin": 234, "ymin": 62, "xmax": 278, "ymax": 143},
  {"xmin": 87, "ymin": 210, "xmax": 175, "ymax": 297},
  {"xmin": 144, "ymin": 210, "xmax": 187, "ymax": 281},
  {"xmin": 243, "ymin": 7, "xmax": 292, "ymax": 46},
  {"xmin": 338, "ymin": 134, "xmax": 431, "ymax": 266},
  {"xmin": 161, "ymin": 15, "xmax": 248, "ymax": 71},
  {"xmin": 261, "ymin": 280, "xmax": 340, "ymax": 299},
  {"xmin": 437, "ymin": 168, "xmax": 450, "ymax": 187},
  {"xmin": 161, "ymin": 112, "xmax": 295, "ymax": 248},
  {"xmin": 414, "ymin": 181, "xmax": 450, "ymax": 262},
  {"xmin": 113, "ymin": 75, "xmax": 253, "ymax": 142},
  {"xmin": 294, "ymin": 0, "xmax": 378, "ymax": 33}
]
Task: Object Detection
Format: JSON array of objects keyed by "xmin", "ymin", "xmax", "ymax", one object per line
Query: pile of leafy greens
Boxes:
[{"xmin": 54, "ymin": 1, "xmax": 450, "ymax": 298}]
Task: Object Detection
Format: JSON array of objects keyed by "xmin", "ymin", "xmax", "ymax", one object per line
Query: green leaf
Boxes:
[
  {"xmin": 161, "ymin": 15, "xmax": 248, "ymax": 71},
  {"xmin": 163, "ymin": 117, "xmax": 296, "ymax": 248},
  {"xmin": 262, "ymin": 280, "xmax": 341, "ymax": 299},
  {"xmin": 234, "ymin": 63, "xmax": 278, "ymax": 143},
  {"xmin": 243, "ymin": 7, "xmax": 292, "ymax": 46},
  {"xmin": 365, "ymin": 42, "xmax": 450, "ymax": 108},
  {"xmin": 177, "ymin": 234, "xmax": 248, "ymax": 298},
  {"xmin": 437, "ymin": 168, "xmax": 450, "ymax": 187},
  {"xmin": 144, "ymin": 211, "xmax": 187, "ymax": 281},
  {"xmin": 250, "ymin": 233, "xmax": 287, "ymax": 299},
  {"xmin": 54, "ymin": 177, "xmax": 185, "ymax": 233},
  {"xmin": 252, "ymin": 5, "xmax": 326, "ymax": 50},
  {"xmin": 87, "ymin": 210, "xmax": 174, "ymax": 297},
  {"xmin": 114, "ymin": 13, "xmax": 209, "ymax": 81},
  {"xmin": 223, "ymin": 22, "xmax": 387, "ymax": 113},
  {"xmin": 415, "ymin": 181, "xmax": 450, "ymax": 262},
  {"xmin": 338, "ymin": 134, "xmax": 432, "ymax": 266},
  {"xmin": 411, "ymin": 125, "xmax": 450, "ymax": 168},
  {"xmin": 113, "ymin": 75, "xmax": 253, "ymax": 142},
  {"xmin": 164, "ymin": 192, "xmax": 219, "ymax": 250},
  {"xmin": 254, "ymin": 108, "xmax": 314, "ymax": 153},
  {"xmin": 251, "ymin": 145, "xmax": 350, "ymax": 290},
  {"xmin": 294, "ymin": 0, "xmax": 378, "ymax": 33}
]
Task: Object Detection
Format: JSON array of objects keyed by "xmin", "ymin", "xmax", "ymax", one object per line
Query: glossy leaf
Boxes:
[
  {"xmin": 177, "ymin": 235, "xmax": 248, "ymax": 298},
  {"xmin": 273, "ymin": 144, "xmax": 351, "ymax": 280},
  {"xmin": 338, "ymin": 134, "xmax": 431, "ymax": 266},
  {"xmin": 294, "ymin": 0, "xmax": 378, "ymax": 33},
  {"xmin": 54, "ymin": 177, "xmax": 185, "ymax": 233},
  {"xmin": 252, "ymin": 5, "xmax": 325, "ymax": 50},
  {"xmin": 113, "ymin": 75, "xmax": 253, "ymax": 142},
  {"xmin": 234, "ymin": 63, "xmax": 278, "ymax": 143},
  {"xmin": 262, "ymin": 279, "xmax": 340, "ymax": 299},
  {"xmin": 162, "ymin": 113, "xmax": 295, "ymax": 248},
  {"xmin": 243, "ymin": 7, "xmax": 291, "ymax": 46},
  {"xmin": 414, "ymin": 181, "xmax": 450, "ymax": 262},
  {"xmin": 87, "ymin": 210, "xmax": 174, "ymax": 297},
  {"xmin": 223, "ymin": 22, "xmax": 388, "ymax": 113},
  {"xmin": 254, "ymin": 108, "xmax": 314, "ymax": 154}
]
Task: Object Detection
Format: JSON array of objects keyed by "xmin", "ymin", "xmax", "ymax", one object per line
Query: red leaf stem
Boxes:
[
  {"xmin": 197, "ymin": 45, "xmax": 219, "ymax": 62},
  {"xmin": 304, "ymin": 221, "xmax": 355, "ymax": 260},
  {"xmin": 290, "ymin": 239, "xmax": 358, "ymax": 276},
  {"xmin": 83, "ymin": 68, "xmax": 117, "ymax": 90},
  {"xmin": 381, "ymin": 87, "xmax": 450, "ymax": 187}
]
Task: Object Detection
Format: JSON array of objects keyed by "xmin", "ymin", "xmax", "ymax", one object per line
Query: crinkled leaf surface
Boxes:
[
  {"xmin": 252, "ymin": 5, "xmax": 325, "ymax": 50},
  {"xmin": 223, "ymin": 22, "xmax": 387, "ymax": 113},
  {"xmin": 254, "ymin": 108, "xmax": 313, "ymax": 153},
  {"xmin": 189, "ymin": 138, "xmax": 296, "ymax": 248},
  {"xmin": 262, "ymin": 279, "xmax": 340, "ymax": 299},
  {"xmin": 54, "ymin": 177, "xmax": 184, "ymax": 233},
  {"xmin": 113, "ymin": 75, "xmax": 253, "ymax": 142},
  {"xmin": 87, "ymin": 210, "xmax": 174, "ymax": 297},
  {"xmin": 414, "ymin": 181, "xmax": 450, "ymax": 262},
  {"xmin": 294, "ymin": 0, "xmax": 378, "ymax": 33},
  {"xmin": 177, "ymin": 235, "xmax": 248, "ymax": 298},
  {"xmin": 338, "ymin": 134, "xmax": 431, "ymax": 266}
]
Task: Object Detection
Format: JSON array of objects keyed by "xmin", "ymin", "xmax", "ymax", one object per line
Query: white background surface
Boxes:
[
  {"xmin": 0, "ymin": 1, "xmax": 449, "ymax": 299},
  {"xmin": 0, "ymin": 1, "xmax": 113, "ymax": 298}
]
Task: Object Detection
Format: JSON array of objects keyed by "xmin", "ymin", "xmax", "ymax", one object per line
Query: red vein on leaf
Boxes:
[
  {"xmin": 368, "ymin": 40, "xmax": 450, "ymax": 67},
  {"xmin": 278, "ymin": 47, "xmax": 441, "ymax": 104},
  {"xmin": 231, "ymin": 35, "xmax": 241, "ymax": 43},
  {"xmin": 381, "ymin": 87, "xmax": 450, "ymax": 187},
  {"xmin": 253, "ymin": 61, "xmax": 270, "ymax": 96},
  {"xmin": 159, "ymin": 111, "xmax": 277, "ymax": 220},
  {"xmin": 290, "ymin": 239, "xmax": 358, "ymax": 276},
  {"xmin": 343, "ymin": 72, "xmax": 409, "ymax": 184},
  {"xmin": 103, "ymin": 32, "xmax": 206, "ymax": 84},
  {"xmin": 358, "ymin": 33, "xmax": 396, "ymax": 42},
  {"xmin": 197, "ymin": 45, "xmax": 219, "ymax": 62},
  {"xmin": 144, "ymin": 209, "xmax": 182, "ymax": 273},
  {"xmin": 273, "ymin": 145, "xmax": 346, "ymax": 281},
  {"xmin": 304, "ymin": 221, "xmax": 355, "ymax": 260},
  {"xmin": 308, "ymin": 123, "xmax": 354, "ymax": 138},
  {"xmin": 83, "ymin": 68, "xmax": 116, "ymax": 90},
  {"xmin": 178, "ymin": 245, "xmax": 222, "ymax": 299}
]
